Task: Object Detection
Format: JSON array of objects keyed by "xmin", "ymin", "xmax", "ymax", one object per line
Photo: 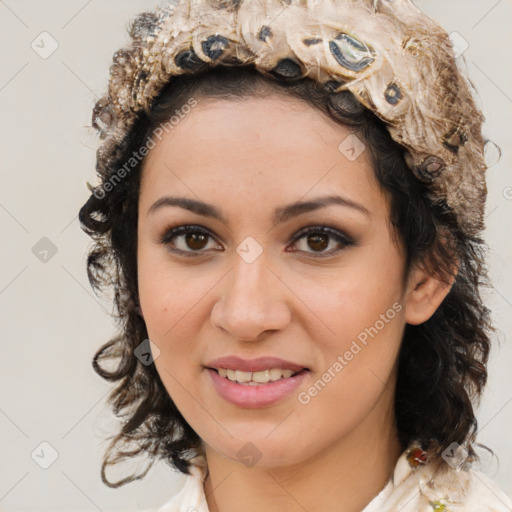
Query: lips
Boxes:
[
  {"xmin": 206, "ymin": 367, "xmax": 310, "ymax": 408},
  {"xmin": 204, "ymin": 355, "xmax": 309, "ymax": 373}
]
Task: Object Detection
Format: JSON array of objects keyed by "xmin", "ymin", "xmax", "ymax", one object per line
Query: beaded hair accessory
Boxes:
[{"xmin": 92, "ymin": 0, "xmax": 488, "ymax": 236}]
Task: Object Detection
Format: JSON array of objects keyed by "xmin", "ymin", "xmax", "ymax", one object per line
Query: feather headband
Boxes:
[{"xmin": 92, "ymin": 0, "xmax": 488, "ymax": 236}]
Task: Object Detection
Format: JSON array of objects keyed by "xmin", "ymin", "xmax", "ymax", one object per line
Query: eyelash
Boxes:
[{"xmin": 157, "ymin": 224, "xmax": 354, "ymax": 258}]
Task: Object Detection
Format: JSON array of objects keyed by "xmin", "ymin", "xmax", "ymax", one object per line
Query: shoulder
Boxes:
[
  {"xmin": 405, "ymin": 457, "xmax": 512, "ymax": 511},
  {"xmin": 463, "ymin": 469, "xmax": 512, "ymax": 511},
  {"xmin": 152, "ymin": 463, "xmax": 210, "ymax": 512},
  {"xmin": 365, "ymin": 446, "xmax": 512, "ymax": 512}
]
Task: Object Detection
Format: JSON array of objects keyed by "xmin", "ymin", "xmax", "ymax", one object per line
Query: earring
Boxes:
[{"xmin": 406, "ymin": 446, "xmax": 428, "ymax": 467}]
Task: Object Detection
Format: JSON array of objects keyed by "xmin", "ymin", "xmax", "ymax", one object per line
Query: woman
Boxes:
[{"xmin": 79, "ymin": 0, "xmax": 512, "ymax": 510}]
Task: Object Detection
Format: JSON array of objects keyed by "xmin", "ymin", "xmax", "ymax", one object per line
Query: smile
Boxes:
[
  {"xmin": 206, "ymin": 368, "xmax": 310, "ymax": 407},
  {"xmin": 216, "ymin": 367, "xmax": 300, "ymax": 385}
]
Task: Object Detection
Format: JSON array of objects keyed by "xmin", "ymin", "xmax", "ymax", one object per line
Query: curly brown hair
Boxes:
[{"xmin": 79, "ymin": 61, "xmax": 494, "ymax": 487}]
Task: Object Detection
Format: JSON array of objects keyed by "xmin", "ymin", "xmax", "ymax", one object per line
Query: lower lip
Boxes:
[{"xmin": 206, "ymin": 368, "xmax": 310, "ymax": 408}]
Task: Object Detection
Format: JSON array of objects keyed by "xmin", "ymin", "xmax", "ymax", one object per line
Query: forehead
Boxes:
[{"xmin": 139, "ymin": 95, "xmax": 384, "ymax": 217}]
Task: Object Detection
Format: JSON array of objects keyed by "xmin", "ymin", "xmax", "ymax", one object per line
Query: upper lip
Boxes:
[{"xmin": 205, "ymin": 356, "xmax": 309, "ymax": 373}]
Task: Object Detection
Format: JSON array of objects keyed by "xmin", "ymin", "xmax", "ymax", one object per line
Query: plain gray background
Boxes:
[{"xmin": 1, "ymin": 1, "xmax": 511, "ymax": 511}]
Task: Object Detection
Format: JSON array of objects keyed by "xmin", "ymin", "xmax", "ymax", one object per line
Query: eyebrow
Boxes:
[{"xmin": 147, "ymin": 194, "xmax": 371, "ymax": 225}]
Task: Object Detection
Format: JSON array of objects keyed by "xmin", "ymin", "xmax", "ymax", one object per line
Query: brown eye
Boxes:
[
  {"xmin": 158, "ymin": 224, "xmax": 354, "ymax": 259},
  {"xmin": 184, "ymin": 232, "xmax": 209, "ymax": 250},
  {"xmin": 290, "ymin": 226, "xmax": 354, "ymax": 257},
  {"xmin": 305, "ymin": 233, "xmax": 329, "ymax": 252},
  {"xmin": 158, "ymin": 225, "xmax": 222, "ymax": 256}
]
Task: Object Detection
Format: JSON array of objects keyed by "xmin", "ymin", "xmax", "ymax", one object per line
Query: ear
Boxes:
[{"xmin": 404, "ymin": 263, "xmax": 458, "ymax": 326}]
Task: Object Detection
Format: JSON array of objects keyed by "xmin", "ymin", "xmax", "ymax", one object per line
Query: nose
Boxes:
[{"xmin": 210, "ymin": 254, "xmax": 292, "ymax": 341}]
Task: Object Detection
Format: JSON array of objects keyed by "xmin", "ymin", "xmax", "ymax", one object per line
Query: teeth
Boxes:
[
  {"xmin": 217, "ymin": 367, "xmax": 298, "ymax": 384},
  {"xmin": 235, "ymin": 370, "xmax": 252, "ymax": 382},
  {"xmin": 252, "ymin": 370, "xmax": 271, "ymax": 383},
  {"xmin": 269, "ymin": 368, "xmax": 285, "ymax": 381}
]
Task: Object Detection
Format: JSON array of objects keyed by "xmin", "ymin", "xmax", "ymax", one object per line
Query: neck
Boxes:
[{"xmin": 203, "ymin": 391, "xmax": 402, "ymax": 512}]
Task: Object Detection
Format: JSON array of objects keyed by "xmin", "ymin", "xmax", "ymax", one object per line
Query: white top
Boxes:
[{"xmin": 154, "ymin": 448, "xmax": 512, "ymax": 512}]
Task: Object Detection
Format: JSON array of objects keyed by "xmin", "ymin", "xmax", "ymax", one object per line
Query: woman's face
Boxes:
[{"xmin": 137, "ymin": 93, "xmax": 412, "ymax": 468}]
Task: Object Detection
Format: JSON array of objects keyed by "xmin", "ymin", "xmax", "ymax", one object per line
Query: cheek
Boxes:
[
  {"xmin": 137, "ymin": 259, "xmax": 205, "ymax": 406},
  {"xmin": 297, "ymin": 249, "xmax": 405, "ymax": 412},
  {"xmin": 307, "ymin": 250, "xmax": 405, "ymax": 346},
  {"xmin": 137, "ymin": 242, "xmax": 201, "ymax": 338},
  {"xmin": 137, "ymin": 255, "xmax": 171, "ymax": 339},
  {"xmin": 137, "ymin": 250, "xmax": 214, "ymax": 394},
  {"xmin": 138, "ymin": 272, "xmax": 201, "ymax": 345}
]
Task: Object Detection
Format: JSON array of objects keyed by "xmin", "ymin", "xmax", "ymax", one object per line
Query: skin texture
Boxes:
[{"xmin": 137, "ymin": 93, "xmax": 453, "ymax": 512}]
